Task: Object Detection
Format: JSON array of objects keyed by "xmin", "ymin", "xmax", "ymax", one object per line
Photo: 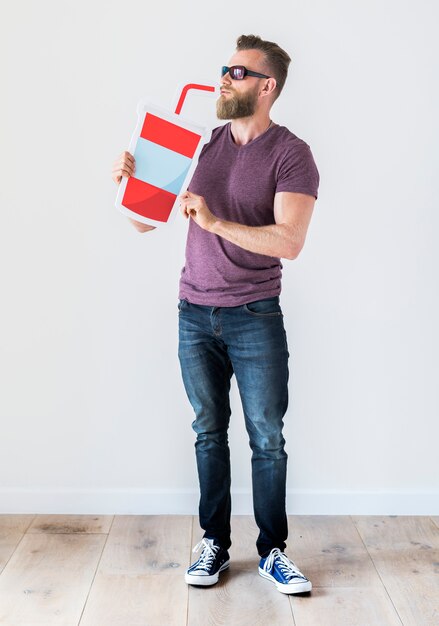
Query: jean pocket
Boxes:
[
  {"xmin": 178, "ymin": 299, "xmax": 188, "ymax": 313},
  {"xmin": 243, "ymin": 297, "xmax": 283, "ymax": 317}
]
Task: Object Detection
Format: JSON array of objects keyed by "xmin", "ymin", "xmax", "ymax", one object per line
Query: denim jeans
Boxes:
[{"xmin": 178, "ymin": 295, "xmax": 289, "ymax": 558}]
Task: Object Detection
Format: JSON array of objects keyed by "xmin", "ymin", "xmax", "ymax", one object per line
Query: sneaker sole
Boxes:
[
  {"xmin": 185, "ymin": 560, "xmax": 230, "ymax": 586},
  {"xmin": 258, "ymin": 568, "xmax": 312, "ymax": 594}
]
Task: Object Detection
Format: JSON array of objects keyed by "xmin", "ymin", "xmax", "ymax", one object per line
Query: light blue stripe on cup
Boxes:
[{"xmin": 133, "ymin": 137, "xmax": 192, "ymax": 195}]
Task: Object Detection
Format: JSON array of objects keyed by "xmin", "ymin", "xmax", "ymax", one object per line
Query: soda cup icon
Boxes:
[{"xmin": 116, "ymin": 83, "xmax": 215, "ymax": 226}]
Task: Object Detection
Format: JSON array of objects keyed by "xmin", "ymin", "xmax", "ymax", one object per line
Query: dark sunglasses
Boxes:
[{"xmin": 221, "ymin": 65, "xmax": 271, "ymax": 80}]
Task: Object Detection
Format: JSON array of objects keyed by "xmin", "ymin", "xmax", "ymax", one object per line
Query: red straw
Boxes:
[{"xmin": 175, "ymin": 83, "xmax": 215, "ymax": 115}]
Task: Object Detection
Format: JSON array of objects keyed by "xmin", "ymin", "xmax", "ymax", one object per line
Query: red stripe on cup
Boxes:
[
  {"xmin": 122, "ymin": 177, "xmax": 177, "ymax": 223},
  {"xmin": 140, "ymin": 113, "xmax": 201, "ymax": 158}
]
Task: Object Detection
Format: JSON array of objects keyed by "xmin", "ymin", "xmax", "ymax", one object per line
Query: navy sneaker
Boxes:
[
  {"xmin": 185, "ymin": 537, "xmax": 230, "ymax": 586},
  {"xmin": 259, "ymin": 547, "xmax": 312, "ymax": 594}
]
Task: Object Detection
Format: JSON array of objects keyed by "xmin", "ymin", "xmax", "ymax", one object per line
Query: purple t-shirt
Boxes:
[{"xmin": 178, "ymin": 122, "xmax": 319, "ymax": 306}]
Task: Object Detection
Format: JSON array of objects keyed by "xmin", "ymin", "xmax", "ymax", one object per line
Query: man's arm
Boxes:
[{"xmin": 179, "ymin": 191, "xmax": 315, "ymax": 259}]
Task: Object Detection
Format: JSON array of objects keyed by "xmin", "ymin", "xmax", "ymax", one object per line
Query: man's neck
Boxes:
[{"xmin": 229, "ymin": 114, "xmax": 273, "ymax": 146}]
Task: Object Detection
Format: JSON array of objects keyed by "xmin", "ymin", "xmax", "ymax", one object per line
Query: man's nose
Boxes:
[{"xmin": 220, "ymin": 71, "xmax": 232, "ymax": 85}]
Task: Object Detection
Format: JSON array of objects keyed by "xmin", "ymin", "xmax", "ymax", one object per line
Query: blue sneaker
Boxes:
[
  {"xmin": 259, "ymin": 547, "xmax": 312, "ymax": 594},
  {"xmin": 185, "ymin": 538, "xmax": 230, "ymax": 586}
]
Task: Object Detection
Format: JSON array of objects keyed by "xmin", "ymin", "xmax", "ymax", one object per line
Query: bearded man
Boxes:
[{"xmin": 112, "ymin": 34, "xmax": 319, "ymax": 595}]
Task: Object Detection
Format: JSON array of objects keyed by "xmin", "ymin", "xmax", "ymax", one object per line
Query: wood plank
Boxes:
[
  {"xmin": 0, "ymin": 515, "xmax": 35, "ymax": 575},
  {"xmin": 0, "ymin": 515, "xmax": 35, "ymax": 535},
  {"xmin": 284, "ymin": 515, "xmax": 384, "ymax": 588},
  {"xmin": 290, "ymin": 586, "xmax": 402, "ymax": 626},
  {"xmin": 353, "ymin": 515, "xmax": 439, "ymax": 626},
  {"xmin": 187, "ymin": 567, "xmax": 295, "ymax": 626},
  {"xmin": 229, "ymin": 515, "xmax": 260, "ymax": 569},
  {"xmin": 96, "ymin": 515, "xmax": 193, "ymax": 576},
  {"xmin": 27, "ymin": 515, "xmax": 113, "ymax": 534},
  {"xmin": 79, "ymin": 516, "xmax": 192, "ymax": 625},
  {"xmin": 79, "ymin": 573, "xmax": 188, "ymax": 626},
  {"xmin": 0, "ymin": 533, "xmax": 105, "ymax": 625}
]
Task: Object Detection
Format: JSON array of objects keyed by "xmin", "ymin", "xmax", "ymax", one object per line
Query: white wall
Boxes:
[{"xmin": 1, "ymin": 0, "xmax": 438, "ymax": 515}]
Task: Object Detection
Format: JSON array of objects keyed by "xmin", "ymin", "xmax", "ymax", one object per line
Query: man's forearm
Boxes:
[{"xmin": 209, "ymin": 219, "xmax": 300, "ymax": 260}]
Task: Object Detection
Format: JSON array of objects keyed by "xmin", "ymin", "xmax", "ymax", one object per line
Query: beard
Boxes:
[{"xmin": 216, "ymin": 85, "xmax": 259, "ymax": 120}]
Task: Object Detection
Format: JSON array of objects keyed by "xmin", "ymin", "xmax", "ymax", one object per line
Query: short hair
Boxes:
[{"xmin": 236, "ymin": 34, "xmax": 291, "ymax": 99}]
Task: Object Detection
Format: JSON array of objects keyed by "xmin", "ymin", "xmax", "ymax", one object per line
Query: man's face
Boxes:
[{"xmin": 216, "ymin": 49, "xmax": 270, "ymax": 120}]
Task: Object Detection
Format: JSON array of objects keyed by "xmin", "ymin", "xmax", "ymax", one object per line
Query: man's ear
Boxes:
[{"xmin": 260, "ymin": 77, "xmax": 277, "ymax": 98}]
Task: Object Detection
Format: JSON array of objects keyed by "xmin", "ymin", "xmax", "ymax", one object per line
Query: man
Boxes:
[{"xmin": 112, "ymin": 34, "xmax": 319, "ymax": 595}]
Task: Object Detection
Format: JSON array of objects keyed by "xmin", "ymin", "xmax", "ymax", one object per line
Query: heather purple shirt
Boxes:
[{"xmin": 178, "ymin": 122, "xmax": 319, "ymax": 307}]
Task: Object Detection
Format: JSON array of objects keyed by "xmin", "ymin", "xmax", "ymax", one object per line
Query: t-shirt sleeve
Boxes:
[{"xmin": 276, "ymin": 141, "xmax": 320, "ymax": 200}]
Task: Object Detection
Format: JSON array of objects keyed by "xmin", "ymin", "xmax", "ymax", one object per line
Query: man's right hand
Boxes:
[{"xmin": 112, "ymin": 151, "xmax": 156, "ymax": 232}]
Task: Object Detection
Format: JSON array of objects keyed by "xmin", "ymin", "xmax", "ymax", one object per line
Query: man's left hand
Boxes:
[{"xmin": 179, "ymin": 191, "xmax": 217, "ymax": 232}]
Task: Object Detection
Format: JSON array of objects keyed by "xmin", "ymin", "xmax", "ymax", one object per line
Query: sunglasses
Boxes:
[{"xmin": 221, "ymin": 65, "xmax": 271, "ymax": 80}]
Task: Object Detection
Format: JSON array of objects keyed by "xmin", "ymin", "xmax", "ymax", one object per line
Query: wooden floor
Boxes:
[{"xmin": 0, "ymin": 515, "xmax": 438, "ymax": 625}]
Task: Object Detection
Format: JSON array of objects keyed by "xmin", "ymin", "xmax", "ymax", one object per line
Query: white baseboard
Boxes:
[{"xmin": 0, "ymin": 488, "xmax": 438, "ymax": 515}]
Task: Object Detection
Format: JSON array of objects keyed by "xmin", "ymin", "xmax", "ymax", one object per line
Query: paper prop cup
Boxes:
[{"xmin": 116, "ymin": 83, "xmax": 215, "ymax": 226}]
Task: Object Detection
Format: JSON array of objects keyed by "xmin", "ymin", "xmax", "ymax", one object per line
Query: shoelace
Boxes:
[
  {"xmin": 263, "ymin": 548, "xmax": 306, "ymax": 581},
  {"xmin": 191, "ymin": 538, "xmax": 220, "ymax": 571}
]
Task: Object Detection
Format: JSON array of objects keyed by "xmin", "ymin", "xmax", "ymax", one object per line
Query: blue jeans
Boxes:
[{"xmin": 178, "ymin": 296, "xmax": 289, "ymax": 558}]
